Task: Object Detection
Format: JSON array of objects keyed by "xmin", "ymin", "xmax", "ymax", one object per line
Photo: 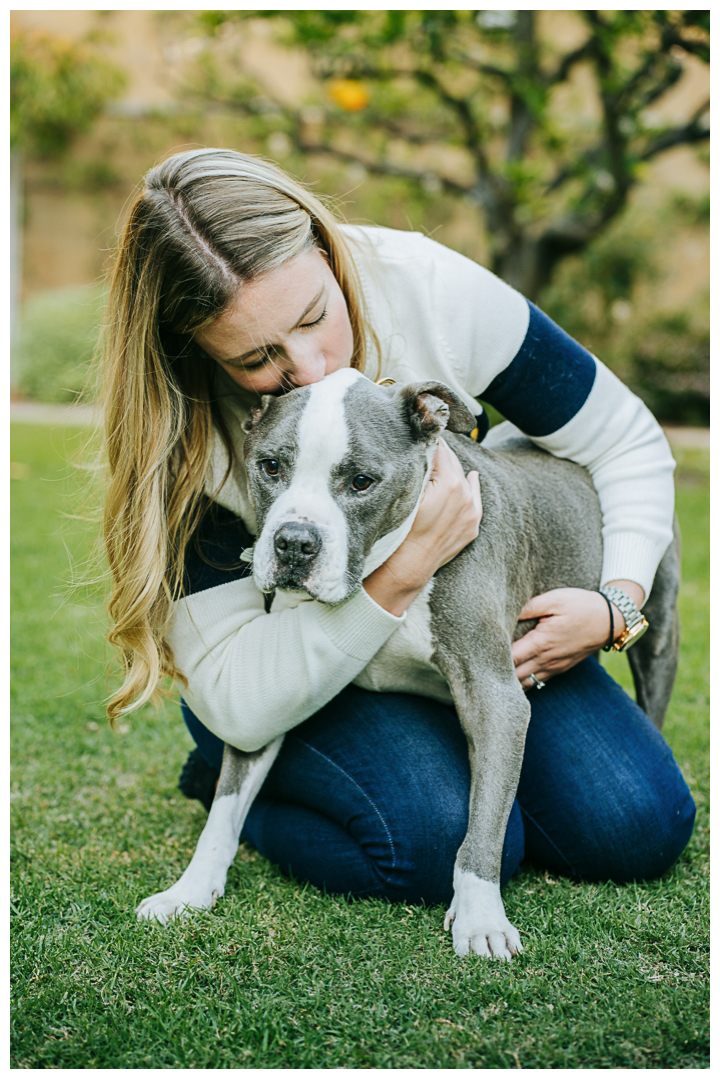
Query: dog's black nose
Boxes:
[{"xmin": 274, "ymin": 522, "xmax": 322, "ymax": 565}]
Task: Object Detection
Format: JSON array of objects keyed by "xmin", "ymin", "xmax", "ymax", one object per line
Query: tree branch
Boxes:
[
  {"xmin": 547, "ymin": 39, "xmax": 595, "ymax": 86},
  {"xmin": 295, "ymin": 137, "xmax": 470, "ymax": 195},
  {"xmin": 633, "ymin": 61, "xmax": 684, "ymax": 111},
  {"xmin": 586, "ymin": 25, "xmax": 632, "ymax": 207},
  {"xmin": 446, "ymin": 50, "xmax": 514, "ymax": 85},
  {"xmin": 639, "ymin": 100, "xmax": 710, "ymax": 161},
  {"xmin": 615, "ymin": 50, "xmax": 682, "ymax": 111},
  {"xmin": 507, "ymin": 10, "xmax": 538, "ymax": 163},
  {"xmin": 665, "ymin": 28, "xmax": 710, "ymax": 63},
  {"xmin": 409, "ymin": 68, "xmax": 491, "ymax": 181},
  {"xmin": 191, "ymin": 87, "xmax": 472, "ymax": 196},
  {"xmin": 362, "ymin": 113, "xmax": 451, "ymax": 147}
]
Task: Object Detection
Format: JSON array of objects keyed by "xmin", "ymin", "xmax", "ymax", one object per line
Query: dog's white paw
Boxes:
[
  {"xmin": 135, "ymin": 878, "xmax": 222, "ymax": 924},
  {"xmin": 444, "ymin": 869, "xmax": 522, "ymax": 961}
]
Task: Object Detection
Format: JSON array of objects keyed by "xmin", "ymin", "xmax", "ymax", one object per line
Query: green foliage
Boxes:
[
  {"xmin": 632, "ymin": 313, "xmax": 710, "ymax": 426},
  {"xmin": 541, "ymin": 220, "xmax": 657, "ymax": 332},
  {"xmin": 11, "ymin": 29, "xmax": 126, "ymax": 156},
  {"xmin": 9, "ymin": 423, "xmax": 709, "ymax": 1068},
  {"xmin": 539, "ymin": 212, "xmax": 709, "ymax": 426},
  {"xmin": 16, "ymin": 285, "xmax": 106, "ymax": 404},
  {"xmin": 670, "ymin": 190, "xmax": 711, "ymax": 225}
]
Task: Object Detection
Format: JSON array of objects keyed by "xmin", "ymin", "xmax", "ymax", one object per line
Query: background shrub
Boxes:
[{"xmin": 15, "ymin": 283, "xmax": 105, "ymax": 403}]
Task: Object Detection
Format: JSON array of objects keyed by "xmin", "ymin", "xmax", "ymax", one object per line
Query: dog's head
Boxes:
[{"xmin": 242, "ymin": 368, "xmax": 476, "ymax": 603}]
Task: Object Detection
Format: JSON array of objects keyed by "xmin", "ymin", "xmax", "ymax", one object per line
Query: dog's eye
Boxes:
[
  {"xmin": 260, "ymin": 459, "xmax": 280, "ymax": 478},
  {"xmin": 351, "ymin": 474, "xmax": 375, "ymax": 492}
]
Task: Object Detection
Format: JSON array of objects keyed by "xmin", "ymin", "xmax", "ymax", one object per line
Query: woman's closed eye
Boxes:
[
  {"xmin": 239, "ymin": 349, "xmax": 276, "ymax": 372},
  {"xmin": 298, "ymin": 307, "xmax": 328, "ymax": 331},
  {"xmin": 224, "ymin": 308, "xmax": 329, "ymax": 372}
]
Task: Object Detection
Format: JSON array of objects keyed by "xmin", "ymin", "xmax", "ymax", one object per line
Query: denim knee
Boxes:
[
  {"xmin": 604, "ymin": 778, "xmax": 695, "ymax": 883},
  {"xmin": 374, "ymin": 797, "xmax": 525, "ymax": 906},
  {"xmin": 518, "ymin": 657, "xmax": 697, "ymax": 885},
  {"xmin": 372, "ymin": 788, "xmax": 468, "ymax": 907},
  {"xmin": 559, "ymin": 771, "xmax": 696, "ymax": 884}
]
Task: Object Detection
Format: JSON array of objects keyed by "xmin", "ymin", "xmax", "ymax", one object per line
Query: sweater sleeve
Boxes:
[
  {"xmin": 472, "ymin": 300, "xmax": 675, "ymax": 599},
  {"xmin": 349, "ymin": 229, "xmax": 674, "ymax": 597},
  {"xmin": 166, "ymin": 506, "xmax": 405, "ymax": 751}
]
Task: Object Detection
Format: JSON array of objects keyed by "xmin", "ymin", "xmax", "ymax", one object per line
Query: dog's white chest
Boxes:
[{"xmin": 353, "ymin": 581, "xmax": 452, "ymax": 705}]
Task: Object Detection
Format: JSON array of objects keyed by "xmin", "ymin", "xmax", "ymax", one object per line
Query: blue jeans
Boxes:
[{"xmin": 181, "ymin": 656, "xmax": 695, "ymax": 906}]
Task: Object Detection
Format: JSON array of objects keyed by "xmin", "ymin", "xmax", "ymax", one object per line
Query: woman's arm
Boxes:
[
  {"xmin": 476, "ymin": 306, "xmax": 674, "ymax": 684},
  {"xmin": 425, "ymin": 243, "xmax": 674, "ymax": 682},
  {"xmin": 365, "ymin": 232, "xmax": 675, "ymax": 600},
  {"xmin": 510, "ymin": 579, "xmax": 644, "ymax": 689},
  {"xmin": 489, "ymin": 323, "xmax": 674, "ymax": 683},
  {"xmin": 167, "ymin": 578, "xmax": 406, "ymax": 752}
]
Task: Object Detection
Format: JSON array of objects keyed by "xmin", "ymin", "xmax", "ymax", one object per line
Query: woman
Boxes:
[{"xmin": 101, "ymin": 147, "xmax": 694, "ymax": 907}]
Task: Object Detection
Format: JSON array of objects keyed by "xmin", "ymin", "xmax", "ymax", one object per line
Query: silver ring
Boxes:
[{"xmin": 528, "ymin": 673, "xmax": 546, "ymax": 690}]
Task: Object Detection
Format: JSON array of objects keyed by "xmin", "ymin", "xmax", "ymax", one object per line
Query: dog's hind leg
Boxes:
[
  {"xmin": 627, "ymin": 518, "xmax": 681, "ymax": 730},
  {"xmin": 136, "ymin": 737, "xmax": 283, "ymax": 924}
]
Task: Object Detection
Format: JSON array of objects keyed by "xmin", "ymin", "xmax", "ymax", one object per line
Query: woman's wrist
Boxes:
[
  {"xmin": 363, "ymin": 548, "xmax": 434, "ymax": 617},
  {"xmin": 602, "ymin": 579, "xmax": 645, "ymax": 641}
]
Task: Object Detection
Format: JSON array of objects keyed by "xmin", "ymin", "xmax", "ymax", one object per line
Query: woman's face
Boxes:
[{"xmin": 194, "ymin": 247, "xmax": 355, "ymax": 394}]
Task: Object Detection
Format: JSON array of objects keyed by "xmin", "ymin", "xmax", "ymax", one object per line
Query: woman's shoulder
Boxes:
[
  {"xmin": 340, "ymin": 224, "xmax": 530, "ymax": 397},
  {"xmin": 340, "ymin": 223, "xmax": 516, "ymax": 298},
  {"xmin": 340, "ymin": 222, "xmax": 432, "ymax": 256},
  {"xmin": 341, "ymin": 222, "xmax": 470, "ymax": 267}
]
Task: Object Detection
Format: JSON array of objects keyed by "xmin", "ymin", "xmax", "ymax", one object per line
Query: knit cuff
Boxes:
[
  {"xmin": 600, "ymin": 533, "xmax": 668, "ymax": 602},
  {"xmin": 315, "ymin": 585, "xmax": 406, "ymax": 662}
]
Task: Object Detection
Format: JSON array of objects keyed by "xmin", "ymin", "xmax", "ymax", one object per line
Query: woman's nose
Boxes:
[{"xmin": 286, "ymin": 351, "xmax": 326, "ymax": 387}]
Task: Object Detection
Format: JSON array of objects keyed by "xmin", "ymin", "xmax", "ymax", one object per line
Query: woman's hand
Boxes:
[
  {"xmin": 512, "ymin": 580, "xmax": 645, "ymax": 689},
  {"xmin": 364, "ymin": 439, "xmax": 481, "ymax": 617}
]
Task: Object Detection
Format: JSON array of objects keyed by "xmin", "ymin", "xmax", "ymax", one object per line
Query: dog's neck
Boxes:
[{"xmin": 361, "ymin": 440, "xmax": 439, "ymax": 579}]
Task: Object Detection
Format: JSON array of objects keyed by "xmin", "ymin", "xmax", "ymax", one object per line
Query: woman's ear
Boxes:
[{"xmin": 399, "ymin": 382, "xmax": 477, "ymax": 440}]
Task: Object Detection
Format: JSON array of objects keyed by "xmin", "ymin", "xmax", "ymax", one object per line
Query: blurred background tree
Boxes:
[
  {"xmin": 10, "ymin": 27, "xmax": 126, "ymax": 394},
  {"xmin": 9, "ymin": 9, "xmax": 709, "ymax": 424},
  {"xmin": 11, "ymin": 29, "xmax": 126, "ymax": 156},
  {"xmin": 192, "ymin": 9, "xmax": 709, "ymax": 299}
]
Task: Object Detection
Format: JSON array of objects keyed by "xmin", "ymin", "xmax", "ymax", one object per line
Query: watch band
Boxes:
[
  {"xmin": 596, "ymin": 590, "xmax": 615, "ymax": 652},
  {"xmin": 599, "ymin": 586, "xmax": 643, "ymax": 631},
  {"xmin": 599, "ymin": 586, "xmax": 649, "ymax": 653}
]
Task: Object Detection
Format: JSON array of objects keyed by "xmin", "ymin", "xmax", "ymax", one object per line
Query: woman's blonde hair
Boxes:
[{"xmin": 101, "ymin": 147, "xmax": 372, "ymax": 721}]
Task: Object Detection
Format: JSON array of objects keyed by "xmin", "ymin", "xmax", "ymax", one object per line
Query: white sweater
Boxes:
[{"xmin": 166, "ymin": 226, "xmax": 675, "ymax": 750}]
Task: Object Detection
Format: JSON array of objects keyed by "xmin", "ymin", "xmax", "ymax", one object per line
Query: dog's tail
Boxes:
[{"xmin": 627, "ymin": 517, "xmax": 681, "ymax": 730}]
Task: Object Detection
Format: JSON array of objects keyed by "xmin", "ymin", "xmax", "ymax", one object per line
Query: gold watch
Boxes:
[{"xmin": 599, "ymin": 586, "xmax": 649, "ymax": 652}]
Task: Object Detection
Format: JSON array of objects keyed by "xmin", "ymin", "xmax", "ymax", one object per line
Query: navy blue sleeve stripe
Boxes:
[
  {"xmin": 182, "ymin": 502, "xmax": 254, "ymax": 597},
  {"xmin": 480, "ymin": 301, "xmax": 596, "ymax": 438}
]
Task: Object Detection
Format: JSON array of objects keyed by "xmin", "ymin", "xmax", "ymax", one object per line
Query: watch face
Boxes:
[{"xmin": 614, "ymin": 617, "xmax": 649, "ymax": 652}]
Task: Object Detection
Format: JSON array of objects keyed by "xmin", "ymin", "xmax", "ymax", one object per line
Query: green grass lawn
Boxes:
[{"xmin": 11, "ymin": 423, "xmax": 709, "ymax": 1069}]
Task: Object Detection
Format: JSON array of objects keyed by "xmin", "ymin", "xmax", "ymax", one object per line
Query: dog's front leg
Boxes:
[
  {"xmin": 439, "ymin": 648, "xmax": 530, "ymax": 961},
  {"xmin": 136, "ymin": 737, "xmax": 283, "ymax": 924}
]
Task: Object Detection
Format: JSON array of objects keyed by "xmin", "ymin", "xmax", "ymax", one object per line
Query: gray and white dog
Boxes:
[{"xmin": 137, "ymin": 368, "xmax": 680, "ymax": 959}]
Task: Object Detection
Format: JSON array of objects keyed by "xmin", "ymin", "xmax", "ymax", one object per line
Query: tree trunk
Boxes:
[{"xmin": 492, "ymin": 225, "xmax": 591, "ymax": 303}]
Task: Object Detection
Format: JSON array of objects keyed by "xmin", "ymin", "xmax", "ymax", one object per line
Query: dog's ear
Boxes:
[
  {"xmin": 242, "ymin": 395, "xmax": 276, "ymax": 436},
  {"xmin": 399, "ymin": 382, "xmax": 477, "ymax": 441}
]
